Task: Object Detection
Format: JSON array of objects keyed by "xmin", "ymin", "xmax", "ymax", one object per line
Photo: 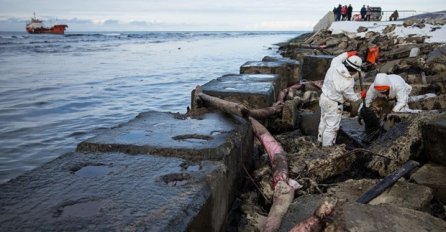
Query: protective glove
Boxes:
[
  {"xmin": 360, "ymin": 90, "xmax": 367, "ymax": 99},
  {"xmin": 347, "ymin": 50, "xmax": 357, "ymax": 57}
]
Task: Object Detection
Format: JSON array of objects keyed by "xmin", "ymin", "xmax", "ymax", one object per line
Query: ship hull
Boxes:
[{"xmin": 26, "ymin": 24, "xmax": 68, "ymax": 35}]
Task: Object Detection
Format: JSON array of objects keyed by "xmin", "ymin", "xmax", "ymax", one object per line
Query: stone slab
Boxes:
[
  {"xmin": 411, "ymin": 162, "xmax": 446, "ymax": 204},
  {"xmin": 279, "ymin": 195, "xmax": 446, "ymax": 232},
  {"xmin": 301, "ymin": 55, "xmax": 334, "ymax": 81},
  {"xmin": 196, "ymin": 75, "xmax": 276, "ymax": 109},
  {"xmin": 262, "ymin": 56, "xmax": 301, "ymax": 86},
  {"xmin": 422, "ymin": 114, "xmax": 446, "ymax": 165},
  {"xmin": 0, "ymin": 152, "xmax": 228, "ymax": 232}
]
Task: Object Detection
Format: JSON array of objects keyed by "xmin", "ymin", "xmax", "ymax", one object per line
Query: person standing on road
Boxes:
[
  {"xmin": 318, "ymin": 51, "xmax": 365, "ymax": 146},
  {"xmin": 347, "ymin": 4, "xmax": 353, "ymax": 21},
  {"xmin": 360, "ymin": 5, "xmax": 367, "ymax": 20},
  {"xmin": 365, "ymin": 5, "xmax": 372, "ymax": 21}
]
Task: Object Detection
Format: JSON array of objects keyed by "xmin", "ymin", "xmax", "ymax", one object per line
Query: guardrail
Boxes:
[{"xmin": 337, "ymin": 10, "xmax": 417, "ymax": 22}]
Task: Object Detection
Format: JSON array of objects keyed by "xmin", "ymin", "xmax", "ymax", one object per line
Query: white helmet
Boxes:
[
  {"xmin": 374, "ymin": 73, "xmax": 391, "ymax": 92},
  {"xmin": 345, "ymin": 55, "xmax": 362, "ymax": 71}
]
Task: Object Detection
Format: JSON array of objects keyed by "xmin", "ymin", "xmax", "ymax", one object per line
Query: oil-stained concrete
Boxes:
[
  {"xmin": 240, "ymin": 61, "xmax": 288, "ymax": 90},
  {"xmin": 301, "ymin": 55, "xmax": 334, "ymax": 81},
  {"xmin": 278, "ymin": 195, "xmax": 446, "ymax": 232},
  {"xmin": 194, "ymin": 74, "xmax": 277, "ymax": 109},
  {"xmin": 0, "ymin": 152, "xmax": 229, "ymax": 232},
  {"xmin": 74, "ymin": 111, "xmax": 253, "ymax": 231},
  {"xmin": 77, "ymin": 111, "xmax": 250, "ymax": 162}
]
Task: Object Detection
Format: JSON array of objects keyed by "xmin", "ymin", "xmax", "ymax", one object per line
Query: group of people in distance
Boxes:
[
  {"xmin": 333, "ymin": 4, "xmax": 399, "ymax": 22},
  {"xmin": 333, "ymin": 4, "xmax": 353, "ymax": 21}
]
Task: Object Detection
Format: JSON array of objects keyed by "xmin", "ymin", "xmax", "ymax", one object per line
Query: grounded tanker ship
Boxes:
[{"xmin": 26, "ymin": 13, "xmax": 67, "ymax": 34}]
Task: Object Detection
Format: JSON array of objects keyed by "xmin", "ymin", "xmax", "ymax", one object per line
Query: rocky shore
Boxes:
[{"xmin": 232, "ymin": 16, "xmax": 446, "ymax": 231}]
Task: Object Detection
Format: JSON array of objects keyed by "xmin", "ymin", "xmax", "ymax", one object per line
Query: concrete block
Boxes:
[
  {"xmin": 194, "ymin": 74, "xmax": 277, "ymax": 109},
  {"xmin": 422, "ymin": 114, "xmax": 446, "ymax": 165},
  {"xmin": 411, "ymin": 162, "xmax": 446, "ymax": 203},
  {"xmin": 301, "ymin": 55, "xmax": 334, "ymax": 81},
  {"xmin": 240, "ymin": 61, "xmax": 288, "ymax": 90},
  {"xmin": 77, "ymin": 111, "xmax": 251, "ymax": 160},
  {"xmin": 76, "ymin": 111, "xmax": 253, "ymax": 231},
  {"xmin": 0, "ymin": 152, "xmax": 229, "ymax": 232},
  {"xmin": 262, "ymin": 56, "xmax": 301, "ymax": 86}
]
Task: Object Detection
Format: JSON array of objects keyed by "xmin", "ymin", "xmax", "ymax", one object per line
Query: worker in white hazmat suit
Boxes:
[
  {"xmin": 363, "ymin": 73, "xmax": 421, "ymax": 113},
  {"xmin": 318, "ymin": 51, "xmax": 366, "ymax": 146}
]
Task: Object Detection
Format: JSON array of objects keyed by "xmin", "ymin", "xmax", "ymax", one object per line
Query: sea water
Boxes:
[{"xmin": 0, "ymin": 31, "xmax": 303, "ymax": 183}]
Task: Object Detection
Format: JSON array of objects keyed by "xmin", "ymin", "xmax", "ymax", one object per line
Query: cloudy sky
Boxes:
[{"xmin": 0, "ymin": 0, "xmax": 444, "ymax": 31}]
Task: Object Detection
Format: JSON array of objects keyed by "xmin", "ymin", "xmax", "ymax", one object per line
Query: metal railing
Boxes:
[{"xmin": 336, "ymin": 10, "xmax": 417, "ymax": 22}]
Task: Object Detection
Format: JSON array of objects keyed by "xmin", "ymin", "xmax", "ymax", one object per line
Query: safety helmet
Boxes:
[
  {"xmin": 374, "ymin": 73, "xmax": 390, "ymax": 92},
  {"xmin": 345, "ymin": 55, "xmax": 362, "ymax": 72}
]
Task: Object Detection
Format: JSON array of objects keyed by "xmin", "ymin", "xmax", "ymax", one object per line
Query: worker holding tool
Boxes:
[
  {"xmin": 318, "ymin": 51, "xmax": 366, "ymax": 147},
  {"xmin": 362, "ymin": 73, "xmax": 421, "ymax": 113}
]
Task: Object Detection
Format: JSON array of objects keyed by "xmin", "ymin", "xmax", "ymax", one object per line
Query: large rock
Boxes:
[
  {"xmin": 0, "ymin": 152, "xmax": 228, "ymax": 232},
  {"xmin": 411, "ymin": 162, "xmax": 446, "ymax": 203},
  {"xmin": 422, "ymin": 114, "xmax": 446, "ymax": 164},
  {"xmin": 301, "ymin": 55, "xmax": 334, "ymax": 81},
  {"xmin": 279, "ymin": 195, "xmax": 446, "ymax": 232},
  {"xmin": 366, "ymin": 112, "xmax": 444, "ymax": 176},
  {"xmin": 409, "ymin": 94, "xmax": 446, "ymax": 110}
]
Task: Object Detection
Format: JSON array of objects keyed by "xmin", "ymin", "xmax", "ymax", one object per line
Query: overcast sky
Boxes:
[{"xmin": 0, "ymin": 0, "xmax": 444, "ymax": 31}]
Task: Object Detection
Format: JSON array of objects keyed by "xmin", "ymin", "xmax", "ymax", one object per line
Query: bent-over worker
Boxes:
[
  {"xmin": 318, "ymin": 51, "xmax": 365, "ymax": 146},
  {"xmin": 363, "ymin": 73, "xmax": 420, "ymax": 113}
]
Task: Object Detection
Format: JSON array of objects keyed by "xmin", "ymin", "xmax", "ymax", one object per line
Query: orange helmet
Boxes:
[{"xmin": 374, "ymin": 73, "xmax": 390, "ymax": 92}]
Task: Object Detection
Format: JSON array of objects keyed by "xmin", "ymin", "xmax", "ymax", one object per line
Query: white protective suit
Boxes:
[
  {"xmin": 365, "ymin": 74, "xmax": 415, "ymax": 112},
  {"xmin": 318, "ymin": 52, "xmax": 361, "ymax": 146}
]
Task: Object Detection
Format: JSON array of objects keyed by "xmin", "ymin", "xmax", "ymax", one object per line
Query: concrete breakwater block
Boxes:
[
  {"xmin": 77, "ymin": 111, "xmax": 252, "ymax": 163},
  {"xmin": 262, "ymin": 56, "xmax": 301, "ymax": 86},
  {"xmin": 301, "ymin": 55, "xmax": 334, "ymax": 81},
  {"xmin": 0, "ymin": 152, "xmax": 230, "ymax": 232},
  {"xmin": 278, "ymin": 195, "xmax": 446, "ymax": 232},
  {"xmin": 240, "ymin": 61, "xmax": 288, "ymax": 90},
  {"xmin": 422, "ymin": 115, "xmax": 446, "ymax": 165},
  {"xmin": 193, "ymin": 74, "xmax": 277, "ymax": 109}
]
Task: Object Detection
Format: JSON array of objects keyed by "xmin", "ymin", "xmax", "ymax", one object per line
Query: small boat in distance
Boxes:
[{"xmin": 26, "ymin": 13, "xmax": 68, "ymax": 34}]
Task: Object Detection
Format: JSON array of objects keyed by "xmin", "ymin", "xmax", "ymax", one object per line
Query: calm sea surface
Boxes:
[{"xmin": 0, "ymin": 31, "xmax": 302, "ymax": 183}]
